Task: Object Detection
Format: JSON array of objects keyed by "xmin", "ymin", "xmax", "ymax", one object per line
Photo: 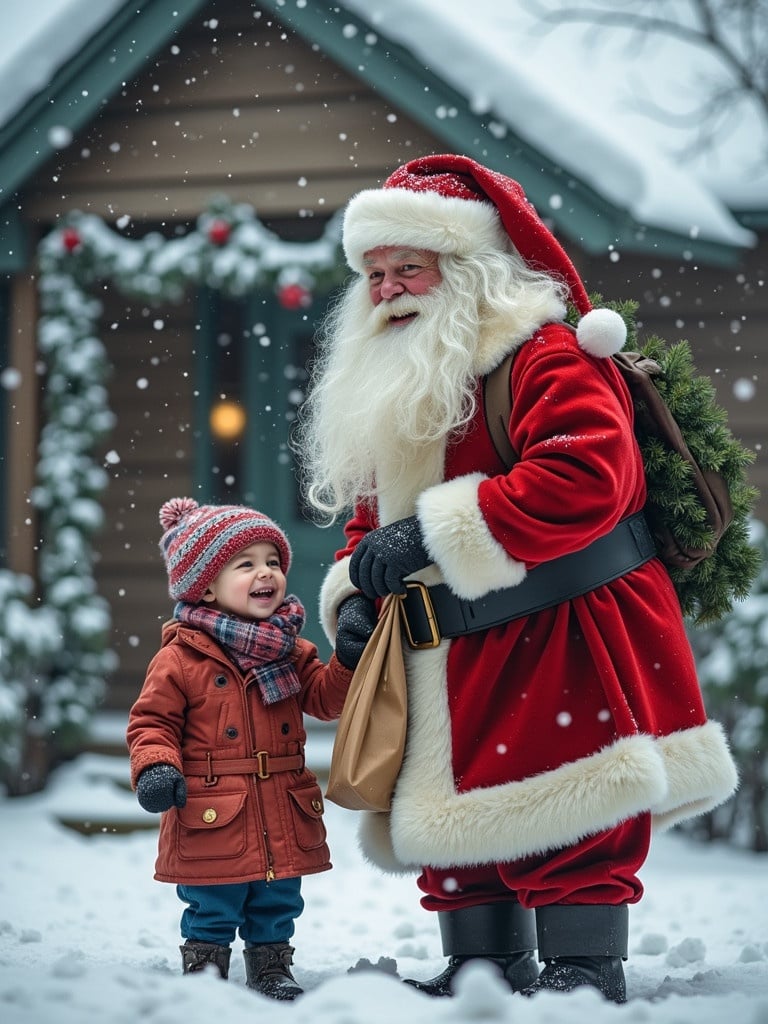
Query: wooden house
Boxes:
[{"xmin": 0, "ymin": 0, "xmax": 764, "ymax": 713}]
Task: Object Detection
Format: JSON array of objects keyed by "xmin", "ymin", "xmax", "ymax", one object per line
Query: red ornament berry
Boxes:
[
  {"xmin": 278, "ymin": 283, "xmax": 312, "ymax": 309},
  {"xmin": 62, "ymin": 227, "xmax": 81, "ymax": 253},
  {"xmin": 207, "ymin": 219, "xmax": 231, "ymax": 245}
]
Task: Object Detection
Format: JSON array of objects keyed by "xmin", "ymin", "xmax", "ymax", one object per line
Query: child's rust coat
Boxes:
[{"xmin": 127, "ymin": 620, "xmax": 352, "ymax": 885}]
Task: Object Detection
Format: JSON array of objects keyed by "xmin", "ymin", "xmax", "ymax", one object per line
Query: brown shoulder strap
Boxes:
[
  {"xmin": 483, "ymin": 350, "xmax": 518, "ymax": 470},
  {"xmin": 484, "ymin": 325, "xmax": 575, "ymax": 469}
]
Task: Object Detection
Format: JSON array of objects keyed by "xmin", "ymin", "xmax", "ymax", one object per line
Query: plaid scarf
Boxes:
[{"xmin": 174, "ymin": 596, "xmax": 306, "ymax": 706}]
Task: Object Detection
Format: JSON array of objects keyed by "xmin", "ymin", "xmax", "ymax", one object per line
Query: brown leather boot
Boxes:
[
  {"xmin": 180, "ymin": 939, "xmax": 231, "ymax": 979},
  {"xmin": 404, "ymin": 902, "xmax": 539, "ymax": 997},
  {"xmin": 243, "ymin": 942, "xmax": 303, "ymax": 1000}
]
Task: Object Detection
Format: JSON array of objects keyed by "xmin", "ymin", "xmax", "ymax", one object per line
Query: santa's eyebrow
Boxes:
[{"xmin": 363, "ymin": 248, "xmax": 429, "ymax": 267}]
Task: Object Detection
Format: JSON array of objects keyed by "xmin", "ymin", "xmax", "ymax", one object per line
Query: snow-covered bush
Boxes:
[
  {"xmin": 0, "ymin": 571, "xmax": 61, "ymax": 793},
  {"xmin": 688, "ymin": 520, "xmax": 768, "ymax": 851}
]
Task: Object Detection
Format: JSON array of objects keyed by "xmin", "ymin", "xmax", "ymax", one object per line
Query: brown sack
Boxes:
[
  {"xmin": 612, "ymin": 351, "xmax": 733, "ymax": 569},
  {"xmin": 326, "ymin": 594, "xmax": 408, "ymax": 812}
]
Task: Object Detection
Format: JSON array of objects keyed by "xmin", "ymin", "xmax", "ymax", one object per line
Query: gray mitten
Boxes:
[
  {"xmin": 136, "ymin": 763, "xmax": 187, "ymax": 812},
  {"xmin": 349, "ymin": 516, "xmax": 430, "ymax": 599},
  {"xmin": 335, "ymin": 593, "xmax": 378, "ymax": 669}
]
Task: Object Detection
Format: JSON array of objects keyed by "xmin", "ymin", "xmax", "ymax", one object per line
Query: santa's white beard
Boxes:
[
  {"xmin": 300, "ymin": 249, "xmax": 568, "ymax": 520},
  {"xmin": 302, "ymin": 279, "xmax": 479, "ymax": 518}
]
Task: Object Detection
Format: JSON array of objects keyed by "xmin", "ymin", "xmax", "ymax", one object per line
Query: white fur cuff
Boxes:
[{"xmin": 417, "ymin": 473, "xmax": 526, "ymax": 600}]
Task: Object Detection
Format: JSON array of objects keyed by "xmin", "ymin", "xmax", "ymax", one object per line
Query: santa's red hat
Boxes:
[{"xmin": 342, "ymin": 153, "xmax": 625, "ymax": 358}]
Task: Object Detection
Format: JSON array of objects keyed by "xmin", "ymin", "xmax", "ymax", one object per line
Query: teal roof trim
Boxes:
[
  {"xmin": 734, "ymin": 209, "xmax": 768, "ymax": 231},
  {"xmin": 258, "ymin": 0, "xmax": 744, "ymax": 267}
]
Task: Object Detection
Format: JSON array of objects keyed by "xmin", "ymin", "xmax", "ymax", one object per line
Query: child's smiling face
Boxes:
[{"xmin": 203, "ymin": 541, "xmax": 286, "ymax": 619}]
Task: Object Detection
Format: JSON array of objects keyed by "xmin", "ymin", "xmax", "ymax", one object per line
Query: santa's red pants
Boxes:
[{"xmin": 417, "ymin": 813, "xmax": 650, "ymax": 911}]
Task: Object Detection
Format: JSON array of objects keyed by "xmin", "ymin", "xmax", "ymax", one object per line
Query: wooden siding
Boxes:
[
  {"xmin": 22, "ymin": 7, "xmax": 440, "ymax": 223},
  {"xmin": 5, "ymin": 272, "xmax": 40, "ymax": 577},
  {"xmin": 93, "ymin": 282, "xmax": 197, "ymax": 709}
]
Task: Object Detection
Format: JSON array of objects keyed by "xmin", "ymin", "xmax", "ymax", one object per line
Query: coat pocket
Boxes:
[
  {"xmin": 287, "ymin": 784, "xmax": 327, "ymax": 851},
  {"xmin": 177, "ymin": 792, "xmax": 247, "ymax": 860}
]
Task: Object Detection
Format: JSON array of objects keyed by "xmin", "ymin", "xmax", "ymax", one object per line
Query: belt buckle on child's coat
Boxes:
[{"xmin": 254, "ymin": 751, "xmax": 271, "ymax": 779}]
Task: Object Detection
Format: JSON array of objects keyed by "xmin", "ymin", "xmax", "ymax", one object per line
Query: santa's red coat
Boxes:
[{"xmin": 320, "ymin": 322, "xmax": 737, "ymax": 873}]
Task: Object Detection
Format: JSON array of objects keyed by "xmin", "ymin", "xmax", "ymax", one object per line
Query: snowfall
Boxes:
[{"xmin": 1, "ymin": 715, "xmax": 766, "ymax": 1024}]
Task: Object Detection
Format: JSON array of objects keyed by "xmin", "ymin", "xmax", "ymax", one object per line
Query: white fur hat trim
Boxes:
[{"xmin": 343, "ymin": 187, "xmax": 510, "ymax": 272}]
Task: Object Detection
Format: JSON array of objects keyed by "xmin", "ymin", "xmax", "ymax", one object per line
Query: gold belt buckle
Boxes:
[
  {"xmin": 400, "ymin": 581, "xmax": 441, "ymax": 649},
  {"xmin": 254, "ymin": 750, "xmax": 270, "ymax": 779},
  {"xmin": 203, "ymin": 751, "xmax": 218, "ymax": 787}
]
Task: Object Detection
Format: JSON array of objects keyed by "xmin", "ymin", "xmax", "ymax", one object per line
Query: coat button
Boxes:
[
  {"xmin": 281, "ymin": 723, "xmax": 290, "ymax": 735},
  {"xmin": 312, "ymin": 799, "xmax": 322, "ymax": 813},
  {"xmin": 214, "ymin": 675, "xmax": 227, "ymax": 687},
  {"xmin": 225, "ymin": 727, "xmax": 238, "ymax": 739},
  {"xmin": 202, "ymin": 808, "xmax": 217, "ymax": 823}
]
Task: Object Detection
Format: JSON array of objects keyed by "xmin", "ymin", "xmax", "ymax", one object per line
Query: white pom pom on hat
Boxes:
[
  {"xmin": 575, "ymin": 307, "xmax": 627, "ymax": 358},
  {"xmin": 343, "ymin": 153, "xmax": 627, "ymax": 358},
  {"xmin": 159, "ymin": 496, "xmax": 199, "ymax": 531}
]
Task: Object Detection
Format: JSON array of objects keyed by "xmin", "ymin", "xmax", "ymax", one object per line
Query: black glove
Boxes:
[
  {"xmin": 136, "ymin": 763, "xmax": 187, "ymax": 813},
  {"xmin": 349, "ymin": 515, "xmax": 430, "ymax": 599},
  {"xmin": 335, "ymin": 593, "xmax": 378, "ymax": 670}
]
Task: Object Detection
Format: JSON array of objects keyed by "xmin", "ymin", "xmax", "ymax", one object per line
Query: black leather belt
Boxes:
[{"xmin": 399, "ymin": 512, "xmax": 656, "ymax": 649}]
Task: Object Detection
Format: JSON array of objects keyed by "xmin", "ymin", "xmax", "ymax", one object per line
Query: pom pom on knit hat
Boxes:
[
  {"xmin": 343, "ymin": 153, "xmax": 626, "ymax": 358},
  {"xmin": 158, "ymin": 498, "xmax": 292, "ymax": 603}
]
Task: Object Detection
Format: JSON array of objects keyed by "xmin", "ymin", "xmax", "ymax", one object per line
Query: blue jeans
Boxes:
[{"xmin": 177, "ymin": 877, "xmax": 304, "ymax": 946}]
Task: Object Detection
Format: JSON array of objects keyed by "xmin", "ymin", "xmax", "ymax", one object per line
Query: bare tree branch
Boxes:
[{"xmin": 521, "ymin": 0, "xmax": 768, "ymax": 158}]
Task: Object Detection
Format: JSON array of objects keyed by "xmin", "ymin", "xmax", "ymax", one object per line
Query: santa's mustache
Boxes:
[{"xmin": 367, "ymin": 292, "xmax": 433, "ymax": 335}]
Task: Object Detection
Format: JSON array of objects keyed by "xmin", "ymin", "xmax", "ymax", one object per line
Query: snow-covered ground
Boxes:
[{"xmin": 1, "ymin": 717, "xmax": 767, "ymax": 1024}]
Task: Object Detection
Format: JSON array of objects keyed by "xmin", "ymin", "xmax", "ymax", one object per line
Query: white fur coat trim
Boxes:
[
  {"xmin": 417, "ymin": 472, "xmax": 526, "ymax": 600},
  {"xmin": 650, "ymin": 722, "xmax": 738, "ymax": 830},
  {"xmin": 357, "ymin": 641, "xmax": 738, "ymax": 873}
]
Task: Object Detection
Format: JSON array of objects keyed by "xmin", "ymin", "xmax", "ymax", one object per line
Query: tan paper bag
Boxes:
[{"xmin": 326, "ymin": 594, "xmax": 408, "ymax": 812}]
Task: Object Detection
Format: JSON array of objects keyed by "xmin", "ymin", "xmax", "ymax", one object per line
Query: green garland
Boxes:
[
  {"xmin": 576, "ymin": 298, "xmax": 761, "ymax": 624},
  {"xmin": 0, "ymin": 196, "xmax": 348, "ymax": 787}
]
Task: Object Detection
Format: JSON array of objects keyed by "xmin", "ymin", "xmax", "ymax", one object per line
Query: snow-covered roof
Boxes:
[
  {"xmin": 342, "ymin": 0, "xmax": 760, "ymax": 249},
  {"xmin": 0, "ymin": 0, "xmax": 127, "ymax": 126},
  {"xmin": 0, "ymin": 0, "xmax": 760, "ymax": 253}
]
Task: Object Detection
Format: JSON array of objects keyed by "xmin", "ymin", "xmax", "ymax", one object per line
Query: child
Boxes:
[{"xmin": 127, "ymin": 497, "xmax": 368, "ymax": 1000}]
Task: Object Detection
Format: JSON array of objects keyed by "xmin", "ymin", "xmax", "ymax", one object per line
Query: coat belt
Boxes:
[
  {"xmin": 400, "ymin": 512, "xmax": 656, "ymax": 649},
  {"xmin": 183, "ymin": 751, "xmax": 304, "ymax": 782}
]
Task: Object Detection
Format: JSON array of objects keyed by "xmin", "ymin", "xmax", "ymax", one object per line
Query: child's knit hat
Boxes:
[{"xmin": 159, "ymin": 497, "xmax": 292, "ymax": 603}]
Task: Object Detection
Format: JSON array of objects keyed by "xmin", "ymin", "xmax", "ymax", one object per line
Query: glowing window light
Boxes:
[{"xmin": 210, "ymin": 400, "xmax": 246, "ymax": 440}]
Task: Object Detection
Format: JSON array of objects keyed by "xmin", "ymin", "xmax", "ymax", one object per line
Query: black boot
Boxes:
[
  {"xmin": 522, "ymin": 904, "xmax": 628, "ymax": 1004},
  {"xmin": 243, "ymin": 942, "xmax": 303, "ymax": 1001},
  {"xmin": 404, "ymin": 903, "xmax": 539, "ymax": 997},
  {"xmin": 180, "ymin": 939, "xmax": 231, "ymax": 979}
]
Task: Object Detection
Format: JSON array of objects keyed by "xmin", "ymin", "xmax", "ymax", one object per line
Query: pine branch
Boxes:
[{"xmin": 580, "ymin": 297, "xmax": 762, "ymax": 623}]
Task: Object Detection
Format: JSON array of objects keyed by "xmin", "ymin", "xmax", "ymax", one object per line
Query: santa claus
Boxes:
[{"xmin": 297, "ymin": 154, "xmax": 737, "ymax": 1002}]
